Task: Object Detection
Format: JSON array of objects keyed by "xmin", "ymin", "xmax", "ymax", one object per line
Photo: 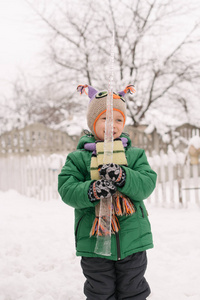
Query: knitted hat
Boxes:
[{"xmin": 77, "ymin": 84, "xmax": 136, "ymax": 137}]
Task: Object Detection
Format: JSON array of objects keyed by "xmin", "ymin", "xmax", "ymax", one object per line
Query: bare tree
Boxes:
[
  {"xmin": 22, "ymin": 0, "xmax": 200, "ymax": 129},
  {"xmin": 1, "ymin": 71, "xmax": 78, "ymax": 130}
]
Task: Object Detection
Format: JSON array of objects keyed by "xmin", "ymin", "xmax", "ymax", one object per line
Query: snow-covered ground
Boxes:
[{"xmin": 0, "ymin": 190, "xmax": 200, "ymax": 300}]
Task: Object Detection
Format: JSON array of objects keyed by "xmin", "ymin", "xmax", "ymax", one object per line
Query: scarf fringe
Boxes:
[
  {"xmin": 90, "ymin": 215, "xmax": 120, "ymax": 237},
  {"xmin": 90, "ymin": 192, "xmax": 135, "ymax": 237},
  {"xmin": 113, "ymin": 191, "xmax": 135, "ymax": 216}
]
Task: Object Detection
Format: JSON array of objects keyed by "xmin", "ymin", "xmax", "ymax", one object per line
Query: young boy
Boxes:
[{"xmin": 58, "ymin": 84, "xmax": 157, "ymax": 300}]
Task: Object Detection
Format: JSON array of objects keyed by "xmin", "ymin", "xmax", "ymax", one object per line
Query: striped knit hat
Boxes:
[{"xmin": 77, "ymin": 84, "xmax": 136, "ymax": 137}]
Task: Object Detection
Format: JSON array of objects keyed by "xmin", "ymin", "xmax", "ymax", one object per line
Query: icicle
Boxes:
[{"xmin": 94, "ymin": 31, "xmax": 115, "ymax": 256}]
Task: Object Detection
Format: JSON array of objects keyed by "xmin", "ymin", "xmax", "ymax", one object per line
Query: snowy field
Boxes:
[{"xmin": 0, "ymin": 190, "xmax": 200, "ymax": 300}]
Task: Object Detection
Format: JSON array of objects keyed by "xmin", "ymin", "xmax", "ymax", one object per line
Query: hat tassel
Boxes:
[
  {"xmin": 123, "ymin": 84, "xmax": 136, "ymax": 95},
  {"xmin": 77, "ymin": 84, "xmax": 88, "ymax": 95}
]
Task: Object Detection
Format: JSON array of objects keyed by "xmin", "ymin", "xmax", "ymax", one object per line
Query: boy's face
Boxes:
[{"xmin": 95, "ymin": 110, "xmax": 125, "ymax": 140}]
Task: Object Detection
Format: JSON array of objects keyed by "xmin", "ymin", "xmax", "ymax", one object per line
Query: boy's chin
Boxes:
[
  {"xmin": 100, "ymin": 133, "xmax": 121, "ymax": 140},
  {"xmin": 113, "ymin": 133, "xmax": 121, "ymax": 139}
]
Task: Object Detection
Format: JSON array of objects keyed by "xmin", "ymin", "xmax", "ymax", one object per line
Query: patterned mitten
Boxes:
[
  {"xmin": 88, "ymin": 179, "xmax": 117, "ymax": 202},
  {"xmin": 99, "ymin": 163, "xmax": 126, "ymax": 187}
]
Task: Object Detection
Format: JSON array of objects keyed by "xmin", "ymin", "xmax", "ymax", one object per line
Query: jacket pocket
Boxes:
[
  {"xmin": 140, "ymin": 206, "xmax": 145, "ymax": 218},
  {"xmin": 75, "ymin": 216, "xmax": 84, "ymax": 247}
]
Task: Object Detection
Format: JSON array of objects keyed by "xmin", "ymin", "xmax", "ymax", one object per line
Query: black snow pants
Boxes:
[{"xmin": 81, "ymin": 251, "xmax": 150, "ymax": 300}]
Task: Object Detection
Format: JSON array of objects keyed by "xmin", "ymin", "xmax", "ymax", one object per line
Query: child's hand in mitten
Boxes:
[
  {"xmin": 88, "ymin": 179, "xmax": 117, "ymax": 202},
  {"xmin": 99, "ymin": 163, "xmax": 126, "ymax": 187}
]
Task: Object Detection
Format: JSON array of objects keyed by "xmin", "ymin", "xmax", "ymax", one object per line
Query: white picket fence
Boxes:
[
  {"xmin": 0, "ymin": 154, "xmax": 66, "ymax": 201},
  {"xmin": 0, "ymin": 152, "xmax": 199, "ymax": 206},
  {"xmin": 148, "ymin": 152, "xmax": 200, "ymax": 207}
]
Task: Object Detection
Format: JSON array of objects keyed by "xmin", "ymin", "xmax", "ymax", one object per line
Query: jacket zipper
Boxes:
[
  {"xmin": 115, "ymin": 232, "xmax": 121, "ymax": 260},
  {"xmin": 140, "ymin": 206, "xmax": 145, "ymax": 218}
]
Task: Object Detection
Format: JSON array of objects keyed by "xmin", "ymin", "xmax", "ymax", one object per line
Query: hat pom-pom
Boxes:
[{"xmin": 77, "ymin": 84, "xmax": 88, "ymax": 95}]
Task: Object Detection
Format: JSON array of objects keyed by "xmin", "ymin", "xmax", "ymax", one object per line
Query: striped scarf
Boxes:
[{"xmin": 85, "ymin": 138, "xmax": 135, "ymax": 237}]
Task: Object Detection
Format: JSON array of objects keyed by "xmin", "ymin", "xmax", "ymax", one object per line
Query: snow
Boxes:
[
  {"xmin": 144, "ymin": 124, "xmax": 155, "ymax": 135},
  {"xmin": 0, "ymin": 190, "xmax": 200, "ymax": 300},
  {"xmin": 189, "ymin": 136, "xmax": 200, "ymax": 149},
  {"xmin": 48, "ymin": 154, "xmax": 65, "ymax": 171},
  {"xmin": 66, "ymin": 124, "xmax": 83, "ymax": 137}
]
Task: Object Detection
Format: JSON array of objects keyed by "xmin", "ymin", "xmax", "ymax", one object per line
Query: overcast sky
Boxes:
[{"xmin": 0, "ymin": 0, "xmax": 45, "ymax": 96}]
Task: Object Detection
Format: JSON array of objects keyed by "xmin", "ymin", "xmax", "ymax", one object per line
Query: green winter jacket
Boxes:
[{"xmin": 58, "ymin": 133, "xmax": 157, "ymax": 261}]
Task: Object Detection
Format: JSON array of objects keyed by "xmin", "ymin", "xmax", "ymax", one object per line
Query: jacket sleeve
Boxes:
[
  {"xmin": 118, "ymin": 148, "xmax": 157, "ymax": 201},
  {"xmin": 58, "ymin": 152, "xmax": 98, "ymax": 209}
]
